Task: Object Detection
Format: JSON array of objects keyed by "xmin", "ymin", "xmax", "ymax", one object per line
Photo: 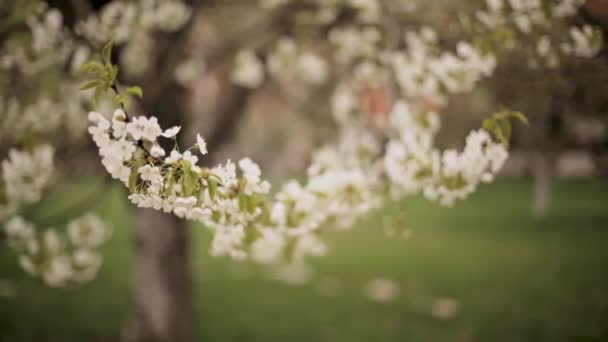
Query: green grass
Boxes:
[{"xmin": 1, "ymin": 179, "xmax": 608, "ymax": 341}]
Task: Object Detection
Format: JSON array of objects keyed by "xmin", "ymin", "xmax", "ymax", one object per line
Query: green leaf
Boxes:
[
  {"xmin": 94, "ymin": 87, "xmax": 103, "ymax": 105},
  {"xmin": 182, "ymin": 170, "xmax": 198, "ymax": 196},
  {"xmin": 207, "ymin": 172, "xmax": 224, "ymax": 186},
  {"xmin": 165, "ymin": 173, "xmax": 176, "ymax": 196},
  {"xmin": 126, "ymin": 86, "xmax": 143, "ymax": 99},
  {"xmin": 114, "ymin": 94, "xmax": 130, "ymax": 109},
  {"xmin": 499, "ymin": 118, "xmax": 512, "ymax": 142},
  {"xmin": 180, "ymin": 159, "xmax": 192, "ymax": 171},
  {"xmin": 498, "ymin": 110, "xmax": 529, "ymax": 125},
  {"xmin": 81, "ymin": 61, "xmax": 104, "ymax": 74},
  {"xmin": 482, "ymin": 109, "xmax": 529, "ymax": 148},
  {"xmin": 110, "ymin": 65, "xmax": 119, "ymax": 82},
  {"xmin": 208, "ymin": 178, "xmax": 217, "ymax": 200},
  {"xmin": 238, "ymin": 178, "xmax": 247, "ymax": 193},
  {"xmin": 128, "ymin": 167, "xmax": 139, "ymax": 192},
  {"xmin": 80, "ymin": 80, "xmax": 102, "ymax": 91},
  {"xmin": 238, "ymin": 192, "xmax": 249, "ymax": 211},
  {"xmin": 102, "ymin": 40, "xmax": 114, "ymax": 65},
  {"xmin": 244, "ymin": 226, "xmax": 263, "ymax": 245}
]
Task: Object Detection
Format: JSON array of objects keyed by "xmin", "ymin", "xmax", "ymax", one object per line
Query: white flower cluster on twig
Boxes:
[
  {"xmin": 3, "ymin": 214, "xmax": 110, "ymax": 287},
  {"xmin": 383, "ymin": 102, "xmax": 509, "ymax": 206},
  {"xmin": 1, "ymin": 145, "xmax": 54, "ymax": 209},
  {"xmin": 76, "ymin": 0, "xmax": 191, "ymax": 45},
  {"xmin": 475, "ymin": 0, "xmax": 602, "ymax": 68},
  {"xmin": 0, "ymin": 145, "xmax": 112, "ymax": 287},
  {"xmin": 87, "ymin": 86, "xmax": 515, "ymax": 264}
]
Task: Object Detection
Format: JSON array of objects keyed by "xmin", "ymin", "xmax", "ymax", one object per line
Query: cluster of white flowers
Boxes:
[
  {"xmin": 245, "ymin": 1, "xmax": 498, "ymax": 111},
  {"xmin": 0, "ymin": 87, "xmax": 89, "ymax": 142},
  {"xmin": 74, "ymin": 0, "xmax": 192, "ymax": 76},
  {"xmin": 383, "ymin": 101, "xmax": 509, "ymax": 206},
  {"xmin": 391, "ymin": 29, "xmax": 496, "ymax": 106},
  {"xmin": 475, "ymin": 0, "xmax": 602, "ymax": 68},
  {"xmin": 0, "ymin": 5, "xmax": 72, "ymax": 75},
  {"xmin": 1, "ymin": 145, "xmax": 54, "ymax": 209},
  {"xmin": 329, "ymin": 26, "xmax": 382, "ymax": 63},
  {"xmin": 119, "ymin": 31, "xmax": 155, "ymax": 77},
  {"xmin": 0, "ymin": 6, "xmax": 95, "ymax": 145},
  {"xmin": 261, "ymin": 0, "xmax": 381, "ymax": 24},
  {"xmin": 0, "ymin": 143, "xmax": 113, "ymax": 286},
  {"xmin": 565, "ymin": 25, "xmax": 603, "ymax": 58},
  {"xmin": 423, "ymin": 130, "xmax": 508, "ymax": 206},
  {"xmin": 89, "ymin": 108, "xmax": 274, "ymax": 260},
  {"xmin": 231, "ymin": 50, "xmax": 266, "ymax": 88},
  {"xmin": 224, "ymin": 0, "xmax": 521, "ymax": 265},
  {"xmin": 234, "ymin": 38, "xmax": 329, "ymax": 88},
  {"xmin": 76, "ymin": 0, "xmax": 191, "ymax": 45},
  {"xmin": 235, "ymin": 0, "xmax": 387, "ymax": 89},
  {"xmin": 87, "ymin": 103, "xmax": 387, "ymax": 264},
  {"xmin": 384, "ymin": 102, "xmax": 440, "ymax": 197},
  {"xmin": 3, "ymin": 213, "xmax": 110, "ymax": 287},
  {"xmin": 308, "ymin": 168, "xmax": 381, "ymax": 227}
]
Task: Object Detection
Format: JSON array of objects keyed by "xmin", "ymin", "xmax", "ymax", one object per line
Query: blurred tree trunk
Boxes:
[
  {"xmin": 530, "ymin": 95, "xmax": 561, "ymax": 219},
  {"xmin": 531, "ymin": 150, "xmax": 556, "ymax": 218},
  {"xmin": 120, "ymin": 10, "xmax": 253, "ymax": 341},
  {"xmin": 122, "ymin": 82, "xmax": 251, "ymax": 342},
  {"xmin": 123, "ymin": 209, "xmax": 193, "ymax": 342},
  {"xmin": 123, "ymin": 82, "xmax": 195, "ymax": 342},
  {"xmin": 122, "ymin": 8, "xmax": 196, "ymax": 340},
  {"xmin": 118, "ymin": 0, "xmax": 275, "ymax": 338}
]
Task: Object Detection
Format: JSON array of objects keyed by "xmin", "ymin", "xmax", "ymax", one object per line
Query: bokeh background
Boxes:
[{"xmin": 1, "ymin": 0, "xmax": 608, "ymax": 341}]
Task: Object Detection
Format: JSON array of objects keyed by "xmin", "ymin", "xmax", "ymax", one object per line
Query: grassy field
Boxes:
[{"xmin": 1, "ymin": 179, "xmax": 608, "ymax": 341}]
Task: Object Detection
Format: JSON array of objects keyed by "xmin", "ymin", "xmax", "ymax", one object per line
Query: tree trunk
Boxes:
[
  {"xmin": 123, "ymin": 208, "xmax": 193, "ymax": 342},
  {"xmin": 531, "ymin": 150, "xmax": 555, "ymax": 219},
  {"xmin": 118, "ymin": 3, "xmax": 259, "ymax": 339}
]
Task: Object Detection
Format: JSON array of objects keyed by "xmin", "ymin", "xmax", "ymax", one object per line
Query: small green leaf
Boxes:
[
  {"xmin": 110, "ymin": 65, "xmax": 119, "ymax": 82},
  {"xmin": 165, "ymin": 173, "xmax": 176, "ymax": 196},
  {"xmin": 80, "ymin": 80, "xmax": 101, "ymax": 91},
  {"xmin": 207, "ymin": 172, "xmax": 224, "ymax": 186},
  {"xmin": 244, "ymin": 226, "xmax": 263, "ymax": 245},
  {"xmin": 94, "ymin": 86, "xmax": 103, "ymax": 104},
  {"xmin": 114, "ymin": 94, "xmax": 130, "ymax": 108},
  {"xmin": 102, "ymin": 40, "xmax": 114, "ymax": 65},
  {"xmin": 499, "ymin": 118, "xmax": 512, "ymax": 142},
  {"xmin": 208, "ymin": 178, "xmax": 217, "ymax": 200},
  {"xmin": 81, "ymin": 61, "xmax": 104, "ymax": 74},
  {"xmin": 499, "ymin": 110, "xmax": 529, "ymax": 125},
  {"xmin": 238, "ymin": 192, "xmax": 249, "ymax": 211},
  {"xmin": 128, "ymin": 167, "xmax": 139, "ymax": 192},
  {"xmin": 126, "ymin": 86, "xmax": 143, "ymax": 99},
  {"xmin": 482, "ymin": 109, "xmax": 529, "ymax": 148},
  {"xmin": 182, "ymin": 170, "xmax": 198, "ymax": 196},
  {"xmin": 238, "ymin": 178, "xmax": 247, "ymax": 193}
]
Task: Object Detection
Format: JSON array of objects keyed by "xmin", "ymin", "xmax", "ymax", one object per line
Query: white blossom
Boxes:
[
  {"xmin": 232, "ymin": 50, "xmax": 265, "ymax": 88},
  {"xmin": 296, "ymin": 52, "xmax": 328, "ymax": 85},
  {"xmin": 197, "ymin": 134, "xmax": 208, "ymax": 155},
  {"xmin": 162, "ymin": 125, "xmax": 181, "ymax": 138}
]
